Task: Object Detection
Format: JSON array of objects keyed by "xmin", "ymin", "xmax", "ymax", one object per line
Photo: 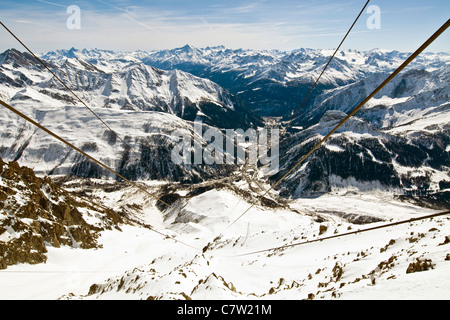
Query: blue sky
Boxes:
[{"xmin": 0, "ymin": 0, "xmax": 449, "ymax": 53}]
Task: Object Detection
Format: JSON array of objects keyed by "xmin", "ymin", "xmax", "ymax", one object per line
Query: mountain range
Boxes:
[
  {"xmin": 41, "ymin": 45, "xmax": 449, "ymax": 118},
  {"xmin": 0, "ymin": 44, "xmax": 449, "ymax": 300},
  {"xmin": 1, "ymin": 45, "xmax": 448, "ymax": 197}
]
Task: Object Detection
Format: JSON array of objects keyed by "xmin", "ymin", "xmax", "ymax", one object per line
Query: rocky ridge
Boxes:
[{"xmin": 0, "ymin": 158, "xmax": 125, "ymax": 269}]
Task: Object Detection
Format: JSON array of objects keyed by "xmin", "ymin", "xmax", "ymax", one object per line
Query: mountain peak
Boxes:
[
  {"xmin": 66, "ymin": 47, "xmax": 79, "ymax": 58},
  {"xmin": 179, "ymin": 44, "xmax": 195, "ymax": 52},
  {"xmin": 0, "ymin": 48, "xmax": 48, "ymax": 69}
]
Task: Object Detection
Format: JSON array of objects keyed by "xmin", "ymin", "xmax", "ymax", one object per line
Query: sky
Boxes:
[{"xmin": 0, "ymin": 0, "xmax": 449, "ymax": 54}]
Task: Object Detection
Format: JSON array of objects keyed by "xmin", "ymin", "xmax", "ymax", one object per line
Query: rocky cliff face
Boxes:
[{"xmin": 0, "ymin": 158, "xmax": 125, "ymax": 270}]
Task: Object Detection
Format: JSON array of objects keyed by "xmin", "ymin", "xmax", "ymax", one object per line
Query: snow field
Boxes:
[{"xmin": 1, "ymin": 185, "xmax": 448, "ymax": 300}]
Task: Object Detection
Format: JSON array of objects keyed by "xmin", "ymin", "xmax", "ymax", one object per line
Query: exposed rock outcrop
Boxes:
[{"xmin": 0, "ymin": 158, "xmax": 125, "ymax": 269}]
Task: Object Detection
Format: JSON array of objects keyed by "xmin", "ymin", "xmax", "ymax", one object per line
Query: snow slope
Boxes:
[{"xmin": 0, "ymin": 179, "xmax": 448, "ymax": 300}]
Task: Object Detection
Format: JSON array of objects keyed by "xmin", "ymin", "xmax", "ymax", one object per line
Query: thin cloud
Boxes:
[
  {"xmin": 233, "ymin": 3, "xmax": 259, "ymax": 14},
  {"xmin": 94, "ymin": 0, "xmax": 166, "ymax": 34},
  {"xmin": 382, "ymin": 6, "xmax": 436, "ymax": 15},
  {"xmin": 96, "ymin": 0, "xmax": 135, "ymax": 15},
  {"xmin": 36, "ymin": 0, "xmax": 66, "ymax": 9},
  {"xmin": 14, "ymin": 19, "xmax": 33, "ymax": 24},
  {"xmin": 121, "ymin": 13, "xmax": 156, "ymax": 32}
]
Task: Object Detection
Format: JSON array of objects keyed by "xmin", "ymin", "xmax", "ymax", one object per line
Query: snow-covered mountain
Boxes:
[
  {"xmin": 1, "ymin": 46, "xmax": 449, "ymax": 197},
  {"xmin": 295, "ymin": 67, "xmax": 450, "ymax": 128},
  {"xmin": 276, "ymin": 66, "xmax": 449, "ymax": 198},
  {"xmin": 0, "ymin": 48, "xmax": 263, "ymax": 181},
  {"xmin": 2, "ymin": 48, "xmax": 260, "ymax": 129},
  {"xmin": 0, "ymin": 45, "xmax": 449, "ymax": 301},
  {"xmin": 273, "ymin": 109, "xmax": 449, "ymax": 200},
  {"xmin": 41, "ymin": 46, "xmax": 450, "ymax": 119},
  {"xmin": 148, "ymin": 46, "xmax": 449, "ymax": 119},
  {"xmin": 132, "ymin": 46, "xmax": 448, "ymax": 199},
  {"xmin": 80, "ymin": 46, "xmax": 450, "ymax": 116}
]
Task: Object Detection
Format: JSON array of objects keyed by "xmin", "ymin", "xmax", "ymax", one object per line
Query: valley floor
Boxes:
[{"xmin": 0, "ymin": 180, "xmax": 449, "ymax": 300}]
